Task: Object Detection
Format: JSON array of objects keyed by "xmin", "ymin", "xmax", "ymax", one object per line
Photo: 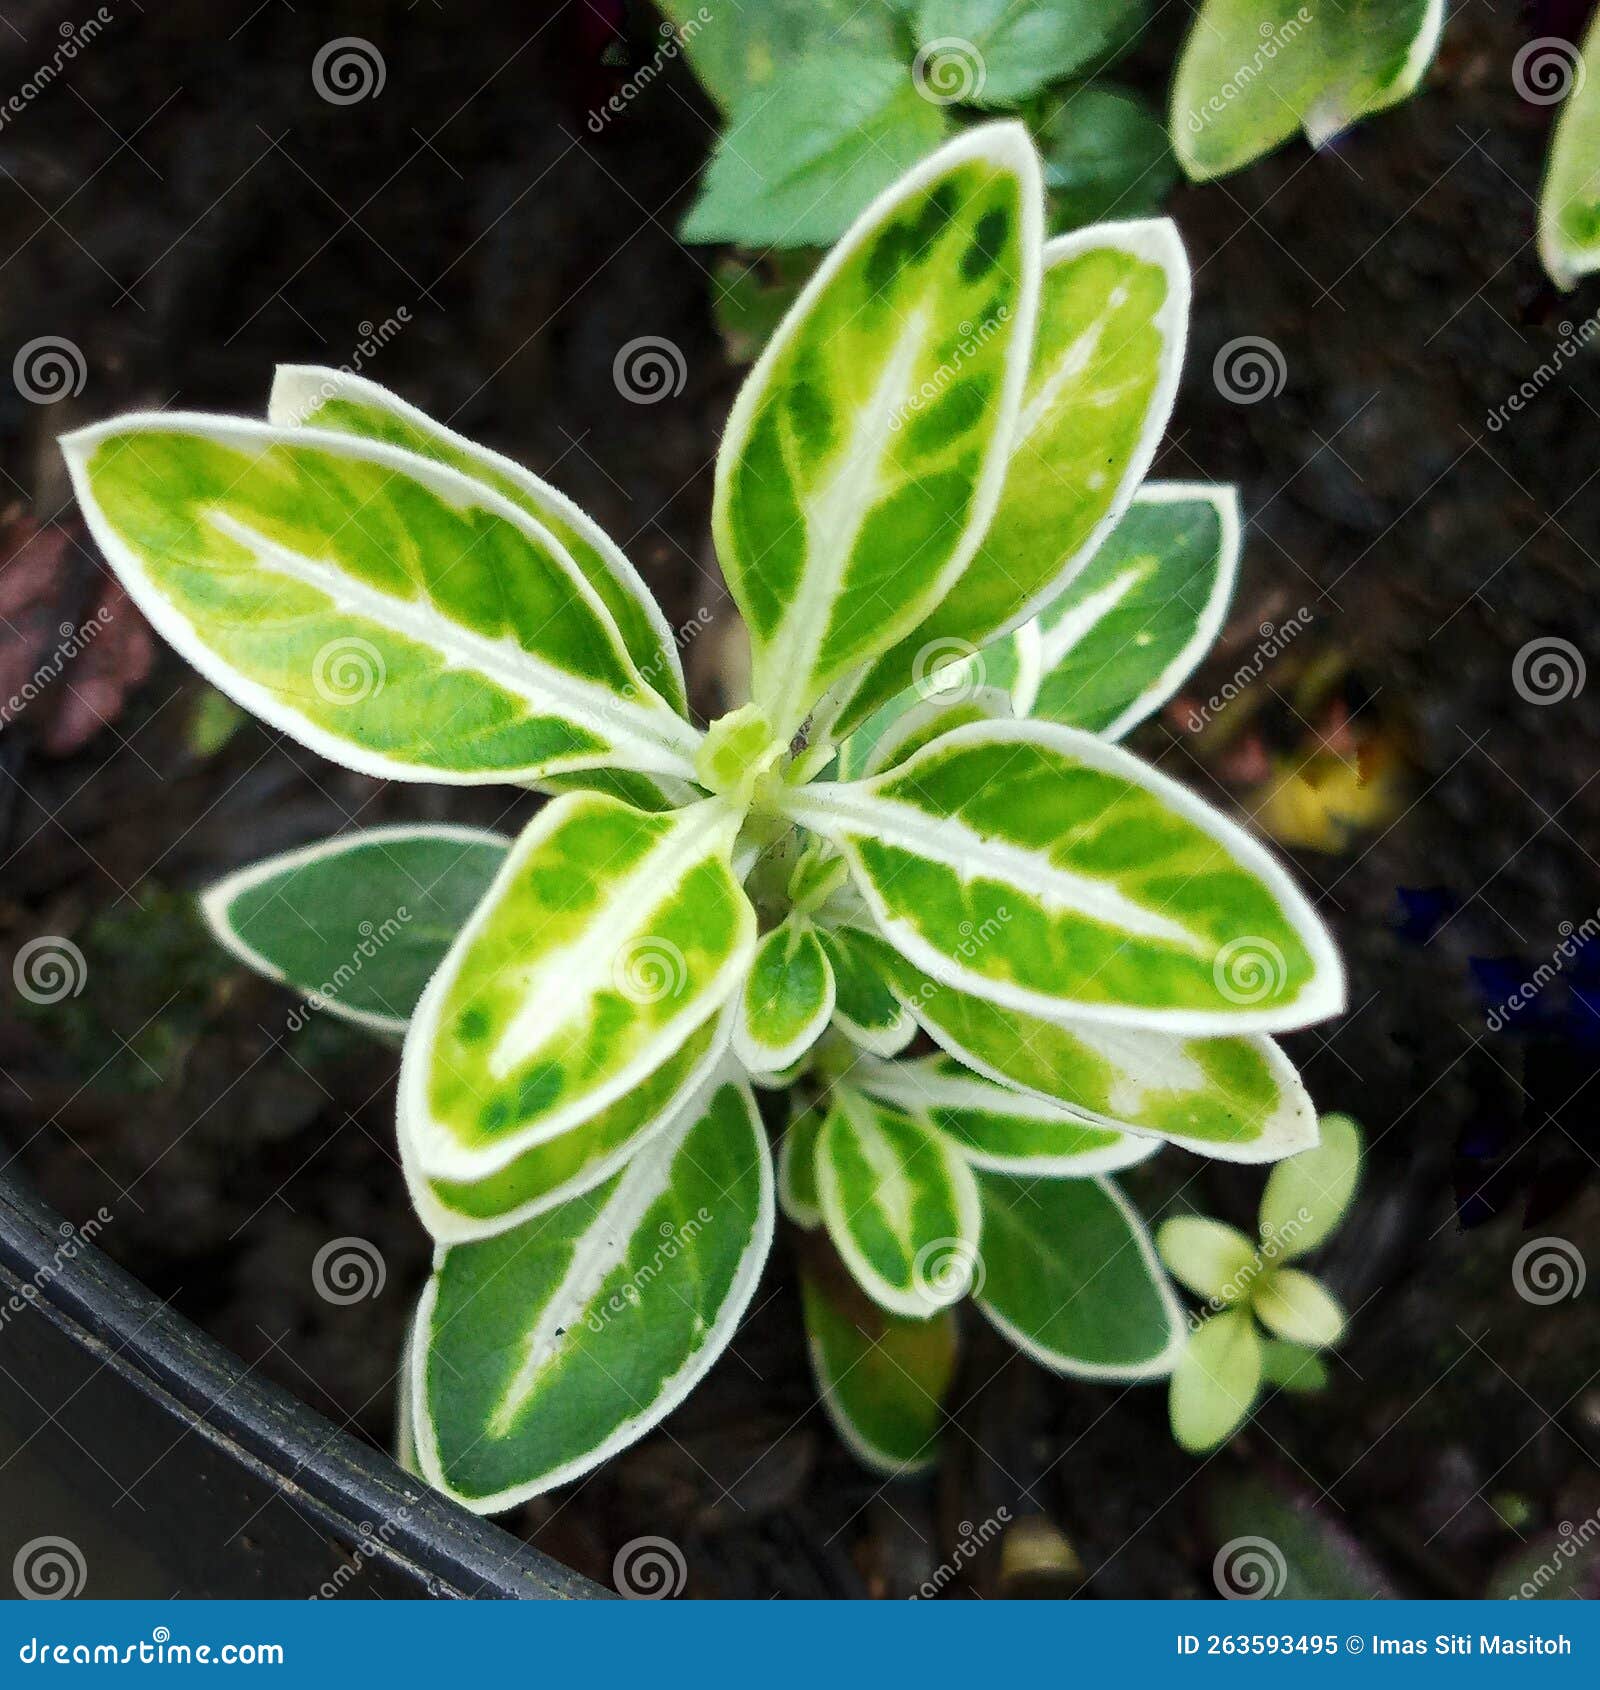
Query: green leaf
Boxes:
[
  {"xmin": 912, "ymin": 1, "xmax": 1148, "ymax": 108},
  {"xmin": 787, "ymin": 721, "xmax": 1344, "ymax": 1035},
  {"xmin": 1171, "ymin": 0, "xmax": 1444, "ymax": 182},
  {"xmin": 1169, "ymin": 1308, "xmax": 1260, "ymax": 1453},
  {"xmin": 1019, "ymin": 484, "xmax": 1240, "ymax": 739},
  {"xmin": 61, "ymin": 416, "xmax": 701, "ymax": 785},
  {"xmin": 682, "ymin": 53, "xmax": 951, "ymax": 250},
  {"xmin": 406, "ymin": 1010, "xmax": 730, "ymax": 1243},
  {"xmin": 269, "ymin": 366, "xmax": 690, "ymax": 717},
  {"xmin": 1259, "ymin": 1112, "xmax": 1361, "ymax": 1258},
  {"xmin": 846, "ymin": 683, "xmax": 1014, "ymax": 782},
  {"xmin": 656, "ymin": 0, "xmax": 902, "ymax": 114},
  {"xmin": 834, "ymin": 217, "xmax": 1187, "ymax": 734},
  {"xmin": 1038, "ymin": 84, "xmax": 1179, "ymax": 231},
  {"xmin": 733, "ymin": 916, "xmax": 836, "ymax": 1072},
  {"xmin": 413, "ymin": 1073, "xmax": 773, "ymax": 1510},
  {"xmin": 778, "ymin": 1098, "xmax": 825, "ymax": 1228},
  {"xmin": 1253, "ymin": 1268, "xmax": 1344, "ymax": 1348},
  {"xmin": 400, "ymin": 794, "xmax": 755, "ymax": 1180},
  {"xmin": 856, "ymin": 1055, "xmax": 1160, "ymax": 1175},
  {"xmin": 201, "ymin": 824, "xmax": 507, "ymax": 1036},
  {"xmin": 1259, "ymin": 1338, "xmax": 1329, "ymax": 1394},
  {"xmin": 801, "ymin": 1263, "xmax": 958, "ymax": 1474},
  {"xmin": 975, "ymin": 1170, "xmax": 1183, "ymax": 1377},
  {"xmin": 850, "ymin": 926, "xmax": 1317, "ymax": 1161},
  {"xmin": 818, "ymin": 1087, "xmax": 982, "ymax": 1317},
  {"xmin": 712, "ymin": 123, "xmax": 1043, "ymax": 737},
  {"xmin": 1539, "ymin": 17, "xmax": 1600, "ymax": 288},
  {"xmin": 1156, "ymin": 1216, "xmax": 1259, "ymax": 1305},
  {"xmin": 817, "ymin": 926, "xmax": 916, "ymax": 1056}
]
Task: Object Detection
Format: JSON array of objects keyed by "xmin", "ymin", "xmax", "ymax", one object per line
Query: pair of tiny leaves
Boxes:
[
  {"xmin": 1157, "ymin": 1114, "xmax": 1362, "ymax": 1454},
  {"xmin": 781, "ymin": 1075, "xmax": 1184, "ymax": 1475}
]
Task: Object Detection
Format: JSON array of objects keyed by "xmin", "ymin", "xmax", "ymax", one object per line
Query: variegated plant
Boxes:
[{"xmin": 63, "ymin": 124, "xmax": 1345, "ymax": 1509}]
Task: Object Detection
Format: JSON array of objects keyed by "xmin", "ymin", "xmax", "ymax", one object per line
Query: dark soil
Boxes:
[{"xmin": 1, "ymin": 0, "xmax": 1597, "ymax": 1599}]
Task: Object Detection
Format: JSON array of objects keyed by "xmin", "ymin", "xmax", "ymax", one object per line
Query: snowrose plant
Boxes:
[{"xmin": 63, "ymin": 125, "xmax": 1345, "ymax": 1508}]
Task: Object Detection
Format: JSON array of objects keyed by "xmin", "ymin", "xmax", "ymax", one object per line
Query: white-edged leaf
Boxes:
[
  {"xmin": 856, "ymin": 1055, "xmax": 1161, "ymax": 1176},
  {"xmin": 61, "ymin": 415, "xmax": 701, "ymax": 785},
  {"xmin": 817, "ymin": 1086, "xmax": 982, "ymax": 1318},
  {"xmin": 1018, "ymin": 483, "xmax": 1240, "ymax": 738},
  {"xmin": 269, "ymin": 365, "xmax": 690, "ymax": 716},
  {"xmin": 201, "ymin": 823, "xmax": 506, "ymax": 1035},
  {"xmin": 801, "ymin": 1262, "xmax": 958, "ymax": 1475},
  {"xmin": 831, "ymin": 217, "xmax": 1189, "ymax": 737},
  {"xmin": 1253, "ymin": 1269, "xmax": 1345, "ymax": 1348},
  {"xmin": 975, "ymin": 1171, "xmax": 1185, "ymax": 1378},
  {"xmin": 399, "ymin": 793, "xmax": 755, "ymax": 1180},
  {"xmin": 787, "ymin": 719, "xmax": 1344, "ymax": 1035},
  {"xmin": 1540, "ymin": 13, "xmax": 1600, "ymax": 288},
  {"xmin": 412, "ymin": 1072, "xmax": 773, "ymax": 1511},
  {"xmin": 817, "ymin": 925, "xmax": 917, "ymax": 1056},
  {"xmin": 1259, "ymin": 1112, "xmax": 1362, "ymax": 1259},
  {"xmin": 713, "ymin": 123, "xmax": 1043, "ymax": 739},
  {"xmin": 732, "ymin": 916, "xmax": 836, "ymax": 1072},
  {"xmin": 778, "ymin": 1097, "xmax": 825, "ymax": 1229},
  {"xmin": 1169, "ymin": 1307, "xmax": 1261, "ymax": 1453},
  {"xmin": 847, "ymin": 925, "xmax": 1319, "ymax": 1163},
  {"xmin": 403, "ymin": 1005, "xmax": 734, "ymax": 1245},
  {"xmin": 1171, "ymin": 0, "xmax": 1445, "ymax": 181},
  {"xmin": 1155, "ymin": 1215, "xmax": 1259, "ymax": 1304}
]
